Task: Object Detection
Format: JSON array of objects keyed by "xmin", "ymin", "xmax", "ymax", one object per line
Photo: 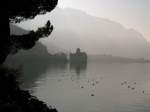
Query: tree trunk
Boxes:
[{"xmin": 0, "ymin": 6, "xmax": 10, "ymax": 64}]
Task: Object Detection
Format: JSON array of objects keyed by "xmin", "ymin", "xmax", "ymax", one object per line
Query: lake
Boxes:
[{"xmin": 21, "ymin": 62, "xmax": 150, "ymax": 112}]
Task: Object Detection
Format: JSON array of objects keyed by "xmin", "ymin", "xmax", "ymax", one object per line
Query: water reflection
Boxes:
[
  {"xmin": 70, "ymin": 62, "xmax": 87, "ymax": 75},
  {"xmin": 22, "ymin": 62, "xmax": 69, "ymax": 89},
  {"xmin": 31, "ymin": 62, "xmax": 150, "ymax": 112},
  {"xmin": 6, "ymin": 61, "xmax": 150, "ymax": 112},
  {"xmin": 6, "ymin": 60, "xmax": 68, "ymax": 90},
  {"xmin": 69, "ymin": 62, "xmax": 87, "ymax": 80},
  {"xmin": 6, "ymin": 61, "xmax": 51, "ymax": 90}
]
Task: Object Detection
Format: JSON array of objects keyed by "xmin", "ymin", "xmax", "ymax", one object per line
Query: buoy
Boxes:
[
  {"xmin": 121, "ymin": 83, "xmax": 124, "ymax": 85},
  {"xmin": 91, "ymin": 94, "xmax": 95, "ymax": 96},
  {"xmin": 142, "ymin": 91, "xmax": 144, "ymax": 94},
  {"xmin": 131, "ymin": 87, "xmax": 135, "ymax": 90}
]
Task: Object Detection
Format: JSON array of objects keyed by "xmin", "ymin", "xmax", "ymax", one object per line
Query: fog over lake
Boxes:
[
  {"xmin": 19, "ymin": 61, "xmax": 150, "ymax": 112},
  {"xmin": 9, "ymin": 3, "xmax": 150, "ymax": 112},
  {"xmin": 5, "ymin": 0, "xmax": 150, "ymax": 112},
  {"xmin": 18, "ymin": 7, "xmax": 150, "ymax": 59}
]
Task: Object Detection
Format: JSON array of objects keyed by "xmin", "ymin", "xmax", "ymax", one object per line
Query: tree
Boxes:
[
  {"xmin": 0, "ymin": 0, "xmax": 58, "ymax": 64},
  {"xmin": 0, "ymin": 1, "xmax": 58, "ymax": 112},
  {"xmin": 0, "ymin": 0, "xmax": 58, "ymax": 112}
]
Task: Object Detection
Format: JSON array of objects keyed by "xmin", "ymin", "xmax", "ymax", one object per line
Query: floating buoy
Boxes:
[
  {"xmin": 92, "ymin": 83, "xmax": 95, "ymax": 86},
  {"xmin": 96, "ymin": 81, "xmax": 99, "ymax": 84},
  {"xmin": 121, "ymin": 83, "xmax": 124, "ymax": 85},
  {"xmin": 131, "ymin": 87, "xmax": 135, "ymax": 90},
  {"xmin": 81, "ymin": 86, "xmax": 84, "ymax": 89},
  {"xmin": 124, "ymin": 81, "xmax": 127, "ymax": 84},
  {"xmin": 142, "ymin": 91, "xmax": 145, "ymax": 94},
  {"xmin": 91, "ymin": 94, "xmax": 95, "ymax": 96}
]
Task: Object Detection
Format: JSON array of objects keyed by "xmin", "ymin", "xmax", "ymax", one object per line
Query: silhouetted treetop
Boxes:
[
  {"xmin": 10, "ymin": 21, "xmax": 53, "ymax": 53},
  {"xmin": 0, "ymin": 1, "xmax": 58, "ymax": 112},
  {"xmin": 9, "ymin": 0, "xmax": 58, "ymax": 23},
  {"xmin": 0, "ymin": 0, "xmax": 58, "ymax": 64}
]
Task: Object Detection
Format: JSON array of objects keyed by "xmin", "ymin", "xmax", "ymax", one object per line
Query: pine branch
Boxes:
[{"xmin": 10, "ymin": 21, "xmax": 53, "ymax": 54}]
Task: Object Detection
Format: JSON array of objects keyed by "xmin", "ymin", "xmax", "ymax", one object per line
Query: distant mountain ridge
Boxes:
[
  {"xmin": 10, "ymin": 24, "xmax": 62, "ymax": 54},
  {"xmin": 38, "ymin": 7, "xmax": 150, "ymax": 59},
  {"xmin": 8, "ymin": 24, "xmax": 69, "ymax": 65},
  {"xmin": 88, "ymin": 55, "xmax": 150, "ymax": 63},
  {"xmin": 10, "ymin": 24, "xmax": 29, "ymax": 35},
  {"xmin": 8, "ymin": 24, "xmax": 150, "ymax": 63}
]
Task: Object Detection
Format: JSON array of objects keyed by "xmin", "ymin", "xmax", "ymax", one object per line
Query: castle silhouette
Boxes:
[{"xmin": 70, "ymin": 48, "xmax": 87, "ymax": 63}]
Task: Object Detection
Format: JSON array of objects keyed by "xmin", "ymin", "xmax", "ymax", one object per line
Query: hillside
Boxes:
[{"xmin": 34, "ymin": 8, "xmax": 150, "ymax": 59}]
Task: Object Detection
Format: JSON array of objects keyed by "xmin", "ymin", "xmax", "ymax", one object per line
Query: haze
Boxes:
[
  {"xmin": 58, "ymin": 0, "xmax": 150, "ymax": 42},
  {"xmin": 16, "ymin": 0, "xmax": 150, "ymax": 59}
]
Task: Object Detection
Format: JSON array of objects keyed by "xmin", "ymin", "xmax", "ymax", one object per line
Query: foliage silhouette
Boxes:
[
  {"xmin": 11, "ymin": 21, "xmax": 53, "ymax": 54},
  {"xmin": 0, "ymin": 0, "xmax": 58, "ymax": 112},
  {"xmin": 0, "ymin": 0, "xmax": 58, "ymax": 64},
  {"xmin": 9, "ymin": 0, "xmax": 58, "ymax": 23},
  {"xmin": 0, "ymin": 66, "xmax": 57, "ymax": 112}
]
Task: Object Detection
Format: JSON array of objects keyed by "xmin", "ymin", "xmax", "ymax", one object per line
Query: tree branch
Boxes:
[
  {"xmin": 10, "ymin": 21, "xmax": 53, "ymax": 54},
  {"xmin": 9, "ymin": 0, "xmax": 58, "ymax": 23}
]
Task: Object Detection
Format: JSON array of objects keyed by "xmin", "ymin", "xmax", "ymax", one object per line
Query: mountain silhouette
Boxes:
[
  {"xmin": 10, "ymin": 24, "xmax": 29, "ymax": 35},
  {"xmin": 9, "ymin": 24, "xmax": 63, "ymax": 62},
  {"xmin": 7, "ymin": 25, "xmax": 67, "ymax": 89},
  {"xmin": 36, "ymin": 8, "xmax": 150, "ymax": 59}
]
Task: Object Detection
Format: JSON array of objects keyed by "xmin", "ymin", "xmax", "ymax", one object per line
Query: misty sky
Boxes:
[{"xmin": 58, "ymin": 0, "xmax": 150, "ymax": 41}]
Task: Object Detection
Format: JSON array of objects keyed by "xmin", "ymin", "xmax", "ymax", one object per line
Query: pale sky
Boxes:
[{"xmin": 58, "ymin": 0, "xmax": 150, "ymax": 41}]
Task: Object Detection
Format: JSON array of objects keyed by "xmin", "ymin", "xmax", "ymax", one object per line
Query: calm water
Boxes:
[{"xmin": 22, "ymin": 62, "xmax": 150, "ymax": 112}]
